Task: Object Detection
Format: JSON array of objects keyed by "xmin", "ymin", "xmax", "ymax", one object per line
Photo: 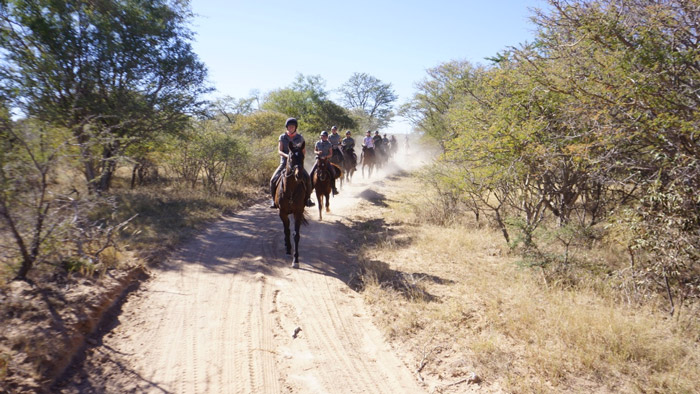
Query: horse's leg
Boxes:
[
  {"xmin": 281, "ymin": 213, "xmax": 291, "ymax": 255},
  {"xmin": 325, "ymin": 192, "xmax": 330, "ymax": 213},
  {"xmin": 292, "ymin": 214, "xmax": 301, "ymax": 268},
  {"xmin": 316, "ymin": 191, "xmax": 323, "ymax": 221}
]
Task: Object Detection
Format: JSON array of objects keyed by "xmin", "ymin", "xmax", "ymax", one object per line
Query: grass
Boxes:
[
  {"xmin": 0, "ymin": 172, "xmax": 265, "ymax": 392},
  {"xmin": 349, "ymin": 174, "xmax": 700, "ymax": 393},
  {"xmin": 111, "ymin": 182, "xmax": 261, "ymax": 259}
]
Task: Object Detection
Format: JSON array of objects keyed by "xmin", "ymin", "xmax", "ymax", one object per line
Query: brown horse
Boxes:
[
  {"xmin": 274, "ymin": 145, "xmax": 308, "ymax": 268},
  {"xmin": 340, "ymin": 147, "xmax": 356, "ymax": 188},
  {"xmin": 361, "ymin": 146, "xmax": 376, "ymax": 178},
  {"xmin": 312, "ymin": 156, "xmax": 332, "ymax": 221}
]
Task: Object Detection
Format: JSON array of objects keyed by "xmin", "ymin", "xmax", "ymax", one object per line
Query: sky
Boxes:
[{"xmin": 189, "ymin": 0, "xmax": 549, "ymax": 135}]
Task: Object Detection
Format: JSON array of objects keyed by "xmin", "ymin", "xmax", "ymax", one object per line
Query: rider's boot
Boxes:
[
  {"xmin": 269, "ymin": 181, "xmax": 277, "ymax": 208},
  {"xmin": 303, "ymin": 170, "xmax": 315, "ymax": 207},
  {"xmin": 332, "ymin": 178, "xmax": 339, "ymax": 196}
]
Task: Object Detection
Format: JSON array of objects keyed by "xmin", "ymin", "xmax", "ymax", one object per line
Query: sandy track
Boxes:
[{"xmin": 58, "ymin": 156, "xmax": 426, "ymax": 394}]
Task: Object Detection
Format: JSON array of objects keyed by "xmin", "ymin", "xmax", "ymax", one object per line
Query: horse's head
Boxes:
[{"xmin": 286, "ymin": 145, "xmax": 305, "ymax": 181}]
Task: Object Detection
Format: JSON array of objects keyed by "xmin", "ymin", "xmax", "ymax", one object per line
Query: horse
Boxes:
[
  {"xmin": 375, "ymin": 144, "xmax": 389, "ymax": 169},
  {"xmin": 361, "ymin": 146, "xmax": 376, "ymax": 178},
  {"xmin": 330, "ymin": 147, "xmax": 344, "ymax": 168},
  {"xmin": 312, "ymin": 156, "xmax": 332, "ymax": 221},
  {"xmin": 274, "ymin": 145, "xmax": 309, "ymax": 268},
  {"xmin": 340, "ymin": 147, "xmax": 356, "ymax": 187}
]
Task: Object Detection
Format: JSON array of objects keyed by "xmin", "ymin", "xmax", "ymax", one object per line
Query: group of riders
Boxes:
[{"xmin": 269, "ymin": 117, "xmax": 398, "ymax": 209}]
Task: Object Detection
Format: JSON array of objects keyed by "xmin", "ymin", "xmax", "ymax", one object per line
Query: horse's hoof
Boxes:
[
  {"xmin": 291, "ymin": 262, "xmax": 299, "ymax": 269},
  {"xmin": 286, "ymin": 249, "xmax": 292, "ymax": 255},
  {"xmin": 326, "ymin": 208, "xmax": 330, "ymax": 213}
]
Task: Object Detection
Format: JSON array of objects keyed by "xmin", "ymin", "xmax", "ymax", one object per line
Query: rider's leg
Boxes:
[
  {"xmin": 303, "ymin": 170, "xmax": 315, "ymax": 207},
  {"xmin": 309, "ymin": 160, "xmax": 318, "ymax": 187},
  {"xmin": 269, "ymin": 163, "xmax": 284, "ymax": 208},
  {"xmin": 331, "ymin": 165, "xmax": 339, "ymax": 195}
]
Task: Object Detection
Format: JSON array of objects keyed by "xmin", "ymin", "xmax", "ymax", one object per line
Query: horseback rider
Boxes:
[
  {"xmin": 310, "ymin": 130, "xmax": 340, "ymax": 195},
  {"xmin": 328, "ymin": 125, "xmax": 344, "ymax": 164},
  {"xmin": 382, "ymin": 134, "xmax": 389, "ymax": 146},
  {"xmin": 363, "ymin": 130, "xmax": 375, "ymax": 150},
  {"xmin": 341, "ymin": 130, "xmax": 357, "ymax": 170},
  {"xmin": 270, "ymin": 118, "xmax": 314, "ymax": 208},
  {"xmin": 372, "ymin": 130, "xmax": 382, "ymax": 148}
]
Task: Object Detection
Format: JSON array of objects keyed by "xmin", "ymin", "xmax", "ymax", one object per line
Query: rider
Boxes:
[
  {"xmin": 341, "ymin": 130, "xmax": 357, "ymax": 170},
  {"xmin": 363, "ymin": 130, "xmax": 375, "ymax": 150},
  {"xmin": 372, "ymin": 130, "xmax": 383, "ymax": 150},
  {"xmin": 328, "ymin": 125, "xmax": 344, "ymax": 164},
  {"xmin": 310, "ymin": 130, "xmax": 340, "ymax": 195},
  {"xmin": 382, "ymin": 134, "xmax": 389, "ymax": 146},
  {"xmin": 270, "ymin": 117, "xmax": 314, "ymax": 208}
]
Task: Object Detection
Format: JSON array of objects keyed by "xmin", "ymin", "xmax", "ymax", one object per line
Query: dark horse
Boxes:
[
  {"xmin": 274, "ymin": 145, "xmax": 309, "ymax": 268},
  {"xmin": 340, "ymin": 147, "xmax": 356, "ymax": 188},
  {"xmin": 312, "ymin": 156, "xmax": 332, "ymax": 221},
  {"xmin": 361, "ymin": 146, "xmax": 376, "ymax": 178}
]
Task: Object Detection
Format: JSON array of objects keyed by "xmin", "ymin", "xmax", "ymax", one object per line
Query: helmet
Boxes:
[
  {"xmin": 320, "ymin": 130, "xmax": 329, "ymax": 136},
  {"xmin": 374, "ymin": 131, "xmax": 379, "ymax": 135},
  {"xmin": 345, "ymin": 131, "xmax": 351, "ymax": 135},
  {"xmin": 331, "ymin": 125, "xmax": 338, "ymax": 131},
  {"xmin": 285, "ymin": 118, "xmax": 298, "ymax": 128}
]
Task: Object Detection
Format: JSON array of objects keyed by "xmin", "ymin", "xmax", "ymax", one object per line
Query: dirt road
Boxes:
[{"xmin": 58, "ymin": 154, "xmax": 427, "ymax": 393}]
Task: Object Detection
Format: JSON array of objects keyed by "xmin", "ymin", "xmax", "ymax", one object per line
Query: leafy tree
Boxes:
[
  {"xmin": 527, "ymin": 0, "xmax": 700, "ymax": 300},
  {"xmin": 208, "ymin": 95, "xmax": 257, "ymax": 124},
  {"xmin": 262, "ymin": 74, "xmax": 355, "ymax": 135},
  {"xmin": 339, "ymin": 72, "xmax": 398, "ymax": 131},
  {"xmin": 402, "ymin": 61, "xmax": 486, "ymax": 151},
  {"xmin": 0, "ymin": 0, "xmax": 209, "ymax": 193}
]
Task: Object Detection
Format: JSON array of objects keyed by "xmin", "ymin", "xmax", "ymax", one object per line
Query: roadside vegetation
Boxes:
[
  {"xmin": 350, "ymin": 173, "xmax": 699, "ymax": 393},
  {"xmin": 348, "ymin": 1, "xmax": 700, "ymax": 391}
]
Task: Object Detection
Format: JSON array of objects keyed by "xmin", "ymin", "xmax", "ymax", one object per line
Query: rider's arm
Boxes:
[{"xmin": 278, "ymin": 141, "xmax": 286, "ymax": 158}]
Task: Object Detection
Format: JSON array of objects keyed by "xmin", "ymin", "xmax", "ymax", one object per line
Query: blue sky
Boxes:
[{"xmin": 189, "ymin": 0, "xmax": 548, "ymax": 134}]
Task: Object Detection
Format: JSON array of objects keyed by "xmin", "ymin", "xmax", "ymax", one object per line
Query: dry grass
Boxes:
[
  {"xmin": 1, "ymin": 171, "xmax": 264, "ymax": 392},
  {"xmin": 350, "ymin": 175, "xmax": 700, "ymax": 393}
]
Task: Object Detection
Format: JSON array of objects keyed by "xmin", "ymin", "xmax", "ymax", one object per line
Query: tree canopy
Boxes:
[
  {"xmin": 0, "ymin": 0, "xmax": 210, "ymax": 192},
  {"xmin": 262, "ymin": 74, "xmax": 355, "ymax": 136},
  {"xmin": 339, "ymin": 72, "xmax": 398, "ymax": 131}
]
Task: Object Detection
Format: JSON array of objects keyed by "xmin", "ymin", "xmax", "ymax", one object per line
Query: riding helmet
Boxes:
[
  {"xmin": 285, "ymin": 118, "xmax": 298, "ymax": 128},
  {"xmin": 320, "ymin": 130, "xmax": 329, "ymax": 136}
]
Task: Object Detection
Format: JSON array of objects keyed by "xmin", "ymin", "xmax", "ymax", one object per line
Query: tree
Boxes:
[
  {"xmin": 208, "ymin": 95, "xmax": 257, "ymax": 124},
  {"xmin": 401, "ymin": 61, "xmax": 484, "ymax": 151},
  {"xmin": 262, "ymin": 74, "xmax": 355, "ymax": 135},
  {"xmin": 339, "ymin": 72, "xmax": 398, "ymax": 131},
  {"xmin": 0, "ymin": 0, "xmax": 210, "ymax": 193}
]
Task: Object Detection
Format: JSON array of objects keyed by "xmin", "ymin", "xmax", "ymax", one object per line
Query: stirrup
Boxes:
[{"xmin": 305, "ymin": 199, "xmax": 315, "ymax": 207}]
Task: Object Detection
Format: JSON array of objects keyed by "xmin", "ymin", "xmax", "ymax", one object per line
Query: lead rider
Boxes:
[{"xmin": 270, "ymin": 118, "xmax": 315, "ymax": 208}]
